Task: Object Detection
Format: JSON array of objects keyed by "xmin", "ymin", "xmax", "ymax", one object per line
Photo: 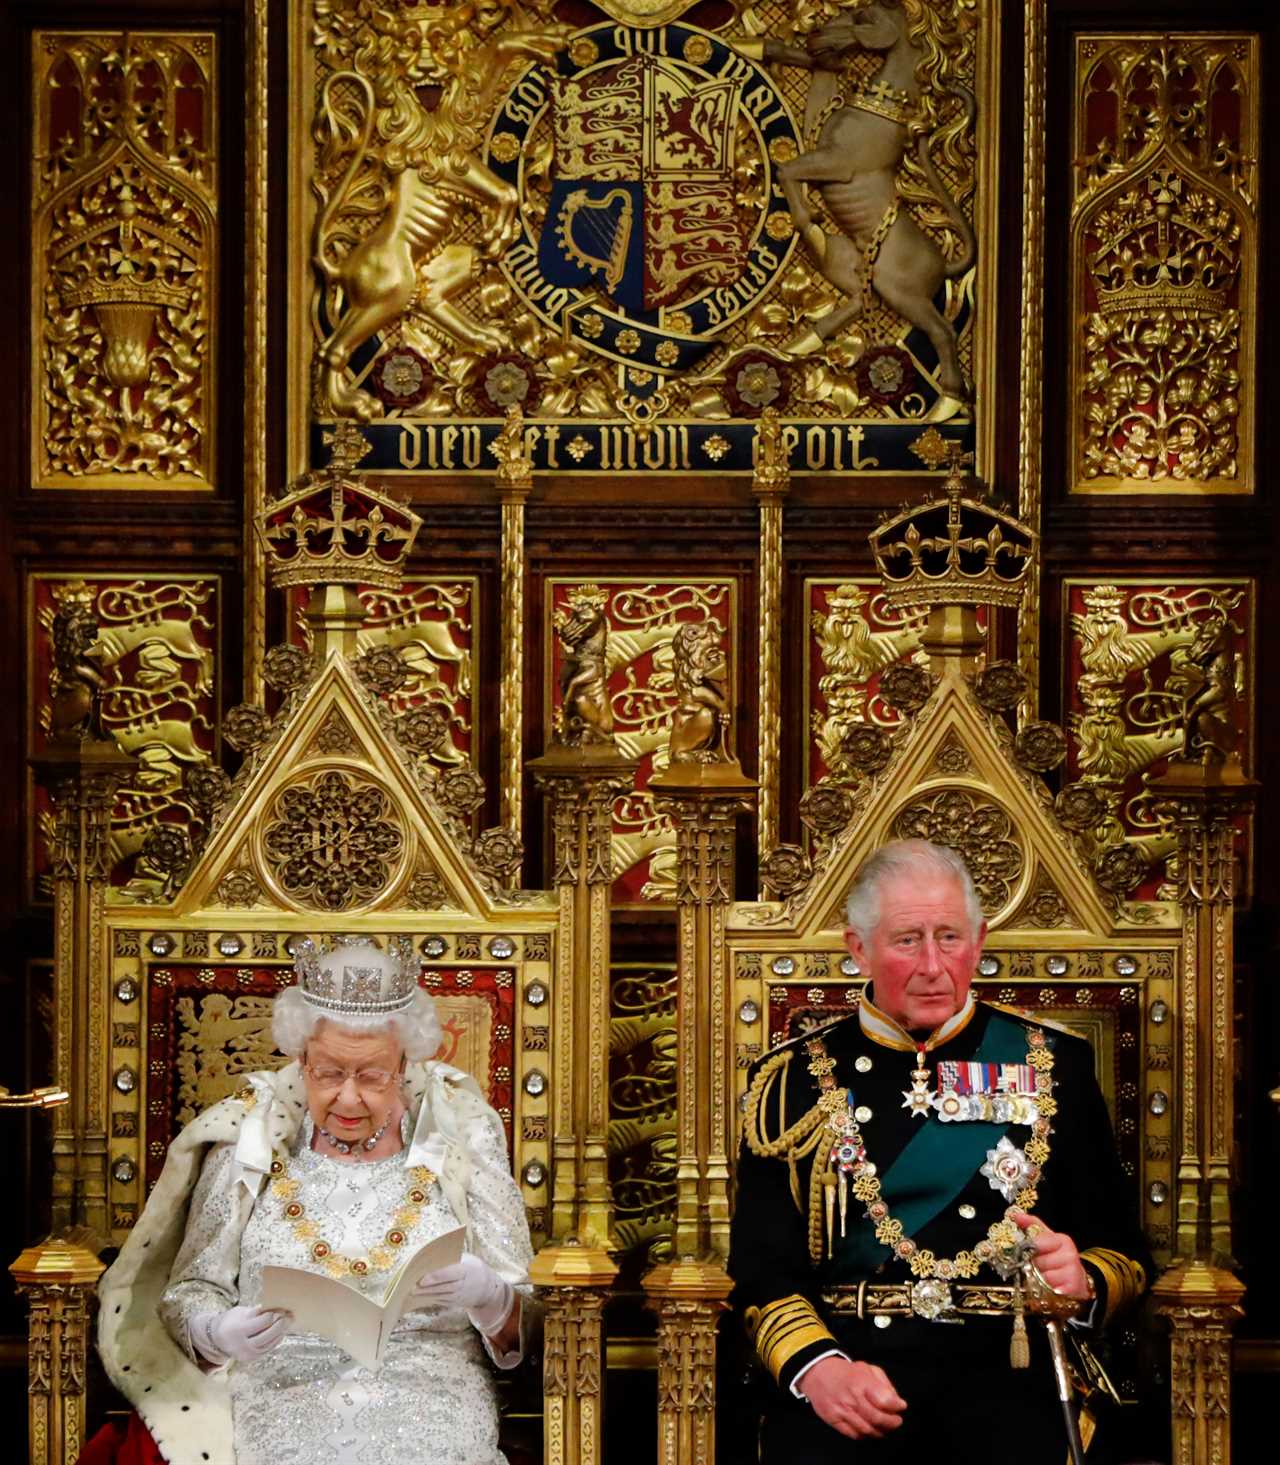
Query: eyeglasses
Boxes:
[{"xmin": 303, "ymin": 1062, "xmax": 401, "ymax": 1093}]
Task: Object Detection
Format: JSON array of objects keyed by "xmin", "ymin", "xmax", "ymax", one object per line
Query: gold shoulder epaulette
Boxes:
[
  {"xmin": 987, "ymin": 1001, "xmax": 1086, "ymax": 1041},
  {"xmin": 742, "ymin": 1048, "xmax": 793, "ymax": 1159}
]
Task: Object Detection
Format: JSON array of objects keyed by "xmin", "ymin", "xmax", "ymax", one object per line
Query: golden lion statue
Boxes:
[{"xmin": 311, "ymin": 1, "xmax": 571, "ymax": 420}]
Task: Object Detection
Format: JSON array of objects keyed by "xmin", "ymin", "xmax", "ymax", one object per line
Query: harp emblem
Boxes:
[{"xmin": 555, "ymin": 188, "xmax": 634, "ymax": 293}]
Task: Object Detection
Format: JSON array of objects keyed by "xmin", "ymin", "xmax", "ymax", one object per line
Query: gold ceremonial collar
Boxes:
[{"xmin": 858, "ymin": 988, "xmax": 977, "ymax": 1052}]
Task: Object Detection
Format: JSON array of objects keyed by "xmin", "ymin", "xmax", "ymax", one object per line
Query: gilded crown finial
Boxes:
[
  {"xmin": 868, "ymin": 456, "xmax": 1035, "ymax": 613},
  {"xmin": 257, "ymin": 427, "xmax": 422, "ymax": 593}
]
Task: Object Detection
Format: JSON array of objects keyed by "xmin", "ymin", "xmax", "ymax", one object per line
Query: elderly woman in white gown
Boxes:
[{"xmin": 96, "ymin": 937, "xmax": 534, "ymax": 1465}]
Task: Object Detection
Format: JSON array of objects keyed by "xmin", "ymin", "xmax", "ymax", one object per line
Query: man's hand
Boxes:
[
  {"xmin": 798, "ymin": 1356, "xmax": 907, "ymax": 1439},
  {"xmin": 1011, "ymin": 1209, "xmax": 1091, "ymax": 1300}
]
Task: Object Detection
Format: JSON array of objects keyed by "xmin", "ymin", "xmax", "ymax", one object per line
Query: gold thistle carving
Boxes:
[
  {"xmin": 309, "ymin": 5, "xmax": 571, "ymax": 419},
  {"xmin": 33, "ymin": 32, "xmax": 218, "ymax": 487},
  {"xmin": 1070, "ymin": 36, "xmax": 1259, "ymax": 492}
]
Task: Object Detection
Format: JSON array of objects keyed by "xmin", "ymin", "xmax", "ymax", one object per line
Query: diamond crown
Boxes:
[
  {"xmin": 257, "ymin": 423, "xmax": 422, "ymax": 592},
  {"xmin": 869, "ymin": 447, "xmax": 1035, "ymax": 612},
  {"xmin": 294, "ymin": 935, "xmax": 419, "ymax": 1016}
]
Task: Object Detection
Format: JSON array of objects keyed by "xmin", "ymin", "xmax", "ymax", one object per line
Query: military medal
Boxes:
[
  {"xmin": 933, "ymin": 1060, "xmax": 1041, "ymax": 1123},
  {"xmin": 901, "ymin": 1045, "xmax": 935, "ymax": 1118}
]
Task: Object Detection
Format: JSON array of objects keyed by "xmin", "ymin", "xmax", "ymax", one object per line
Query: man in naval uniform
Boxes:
[{"xmin": 729, "ymin": 839, "xmax": 1149, "ymax": 1462}]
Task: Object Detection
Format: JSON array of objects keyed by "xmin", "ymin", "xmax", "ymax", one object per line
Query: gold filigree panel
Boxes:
[
  {"xmin": 1069, "ymin": 35, "xmax": 1258, "ymax": 494},
  {"xmin": 545, "ymin": 578, "xmax": 737, "ymax": 904},
  {"xmin": 1064, "ymin": 578, "xmax": 1255, "ymax": 901},
  {"xmin": 32, "ymin": 31, "xmax": 218, "ymax": 489},
  {"xmin": 292, "ymin": 579, "xmax": 476, "ymax": 769},
  {"xmin": 890, "ymin": 786, "xmax": 1025, "ymax": 919},
  {"xmin": 290, "ymin": 1, "xmax": 1000, "ymax": 478},
  {"xmin": 27, "ymin": 574, "xmax": 221, "ymax": 899}
]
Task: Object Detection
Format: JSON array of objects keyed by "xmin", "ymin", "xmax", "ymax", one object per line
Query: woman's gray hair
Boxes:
[
  {"xmin": 272, "ymin": 984, "xmax": 443, "ymax": 1062},
  {"xmin": 845, "ymin": 838, "xmax": 984, "ymax": 942}
]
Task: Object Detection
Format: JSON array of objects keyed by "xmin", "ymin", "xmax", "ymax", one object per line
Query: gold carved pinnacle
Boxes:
[
  {"xmin": 259, "ymin": 428, "xmax": 421, "ymax": 594},
  {"xmin": 752, "ymin": 407, "xmax": 791, "ymax": 498},
  {"xmin": 869, "ymin": 463, "xmax": 1035, "ymax": 615},
  {"xmin": 490, "ymin": 403, "xmax": 536, "ymax": 497}
]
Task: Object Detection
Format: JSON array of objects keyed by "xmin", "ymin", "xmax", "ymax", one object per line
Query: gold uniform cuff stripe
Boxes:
[
  {"xmin": 752, "ymin": 1294, "xmax": 835, "ymax": 1383},
  {"xmin": 1080, "ymin": 1247, "xmax": 1147, "ymax": 1320}
]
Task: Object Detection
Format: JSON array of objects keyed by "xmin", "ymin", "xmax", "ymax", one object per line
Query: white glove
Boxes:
[
  {"xmin": 412, "ymin": 1252, "xmax": 514, "ymax": 1336},
  {"xmin": 190, "ymin": 1305, "xmax": 291, "ymax": 1364}
]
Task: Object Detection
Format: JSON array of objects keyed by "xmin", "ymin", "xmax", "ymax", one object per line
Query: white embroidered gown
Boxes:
[{"xmin": 159, "ymin": 1113, "xmax": 531, "ymax": 1465}]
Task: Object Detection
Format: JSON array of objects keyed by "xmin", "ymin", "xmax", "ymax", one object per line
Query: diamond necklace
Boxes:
[{"xmin": 317, "ymin": 1115, "xmax": 392, "ymax": 1155}]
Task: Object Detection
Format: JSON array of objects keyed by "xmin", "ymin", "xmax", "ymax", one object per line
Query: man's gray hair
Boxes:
[{"xmin": 845, "ymin": 838, "xmax": 984, "ymax": 942}]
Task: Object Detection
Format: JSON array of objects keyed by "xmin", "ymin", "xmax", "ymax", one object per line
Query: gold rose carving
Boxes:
[
  {"xmin": 744, "ymin": 2, "xmax": 977, "ymax": 408},
  {"xmin": 808, "ymin": 581, "xmax": 927, "ymax": 786},
  {"xmin": 890, "ymin": 788, "xmax": 1023, "ymax": 916},
  {"xmin": 1070, "ymin": 36, "xmax": 1258, "ymax": 492},
  {"xmin": 309, "ymin": 3, "xmax": 572, "ymax": 418},
  {"xmin": 261, "ymin": 769, "xmax": 405, "ymax": 911},
  {"xmin": 33, "ymin": 32, "xmax": 217, "ymax": 487},
  {"xmin": 1067, "ymin": 580, "xmax": 1251, "ymax": 889},
  {"xmin": 34, "ymin": 577, "xmax": 218, "ymax": 895}
]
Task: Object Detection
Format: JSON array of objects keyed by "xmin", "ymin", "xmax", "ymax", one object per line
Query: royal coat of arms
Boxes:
[{"xmin": 302, "ymin": 1, "xmax": 986, "ymax": 477}]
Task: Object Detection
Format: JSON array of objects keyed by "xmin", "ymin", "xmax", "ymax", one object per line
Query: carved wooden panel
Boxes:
[
  {"xmin": 291, "ymin": 1, "xmax": 999, "ymax": 479},
  {"xmin": 1063, "ymin": 578, "xmax": 1254, "ymax": 902},
  {"xmin": 608, "ymin": 963, "xmax": 677, "ymax": 1283},
  {"xmin": 1069, "ymin": 34, "xmax": 1259, "ymax": 494},
  {"xmin": 544, "ymin": 577, "xmax": 737, "ymax": 904},
  {"xmin": 27, "ymin": 574, "xmax": 221, "ymax": 898},
  {"xmin": 290, "ymin": 578, "xmax": 477, "ymax": 769},
  {"xmin": 32, "ymin": 30, "xmax": 218, "ymax": 489}
]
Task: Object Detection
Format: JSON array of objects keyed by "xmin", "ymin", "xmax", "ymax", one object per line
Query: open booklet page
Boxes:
[{"xmin": 260, "ymin": 1224, "xmax": 465, "ymax": 1369}]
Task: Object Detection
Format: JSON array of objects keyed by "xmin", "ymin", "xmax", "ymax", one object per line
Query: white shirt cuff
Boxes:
[{"xmin": 789, "ymin": 1348, "xmax": 848, "ymax": 1398}]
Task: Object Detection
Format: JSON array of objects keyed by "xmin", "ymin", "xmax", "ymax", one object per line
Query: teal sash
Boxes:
[{"xmin": 839, "ymin": 1009, "xmax": 1046, "ymax": 1275}]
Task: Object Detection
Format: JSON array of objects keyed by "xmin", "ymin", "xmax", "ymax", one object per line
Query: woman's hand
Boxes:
[
  {"xmin": 412, "ymin": 1253, "xmax": 514, "ymax": 1335},
  {"xmin": 191, "ymin": 1306, "xmax": 291, "ymax": 1364}
]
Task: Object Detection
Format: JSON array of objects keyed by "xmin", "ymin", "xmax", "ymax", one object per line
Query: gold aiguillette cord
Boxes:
[{"xmin": 823, "ymin": 1171, "xmax": 837, "ymax": 1258}]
